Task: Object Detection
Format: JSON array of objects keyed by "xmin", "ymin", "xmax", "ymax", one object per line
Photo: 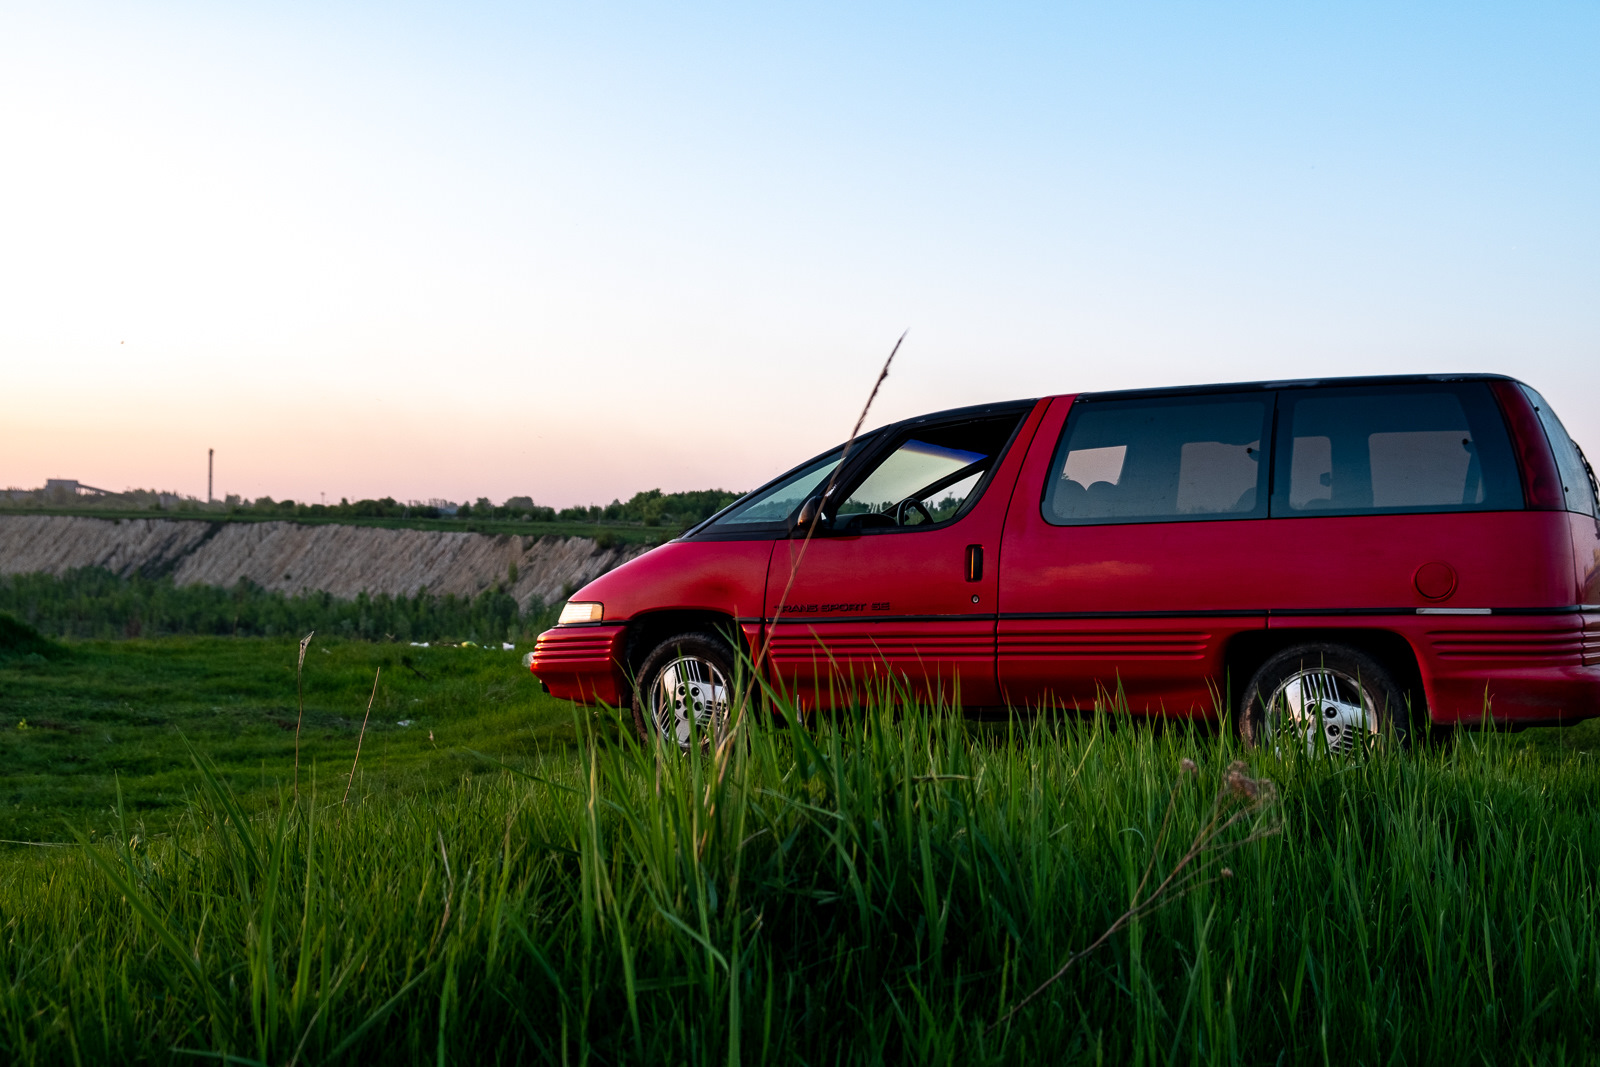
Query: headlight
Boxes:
[{"xmin": 558, "ymin": 601, "xmax": 604, "ymax": 625}]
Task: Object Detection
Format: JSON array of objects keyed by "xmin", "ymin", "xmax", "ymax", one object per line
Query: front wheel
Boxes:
[
  {"xmin": 1239, "ymin": 643, "xmax": 1408, "ymax": 754},
  {"xmin": 632, "ymin": 632, "xmax": 736, "ymax": 750}
]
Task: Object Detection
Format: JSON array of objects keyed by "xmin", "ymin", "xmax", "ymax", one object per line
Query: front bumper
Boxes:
[{"xmin": 527, "ymin": 624, "xmax": 629, "ymax": 706}]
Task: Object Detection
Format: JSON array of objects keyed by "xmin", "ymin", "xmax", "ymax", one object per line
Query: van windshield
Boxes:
[{"xmin": 707, "ymin": 451, "xmax": 843, "ymax": 527}]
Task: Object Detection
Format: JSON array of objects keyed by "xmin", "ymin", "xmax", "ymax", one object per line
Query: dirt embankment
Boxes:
[{"xmin": 0, "ymin": 515, "xmax": 650, "ymax": 610}]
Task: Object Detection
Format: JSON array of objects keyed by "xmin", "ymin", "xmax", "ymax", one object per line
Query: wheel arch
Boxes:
[
  {"xmin": 1223, "ymin": 627, "xmax": 1427, "ymax": 720},
  {"xmin": 621, "ymin": 609, "xmax": 747, "ymax": 696}
]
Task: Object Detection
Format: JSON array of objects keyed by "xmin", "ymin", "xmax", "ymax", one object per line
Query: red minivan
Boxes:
[{"xmin": 530, "ymin": 374, "xmax": 1600, "ymax": 752}]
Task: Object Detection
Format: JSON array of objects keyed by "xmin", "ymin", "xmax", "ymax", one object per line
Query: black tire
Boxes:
[
  {"xmin": 1239, "ymin": 643, "xmax": 1409, "ymax": 754},
  {"xmin": 632, "ymin": 632, "xmax": 737, "ymax": 749}
]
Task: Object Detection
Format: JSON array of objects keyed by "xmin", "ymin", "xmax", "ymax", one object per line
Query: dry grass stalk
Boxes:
[
  {"xmin": 761, "ymin": 328, "xmax": 905, "ymax": 642},
  {"xmin": 294, "ymin": 631, "xmax": 314, "ymax": 801},
  {"xmin": 342, "ymin": 667, "xmax": 381, "ymax": 805},
  {"xmin": 428, "ymin": 830, "xmax": 455, "ymax": 956},
  {"xmin": 703, "ymin": 332, "xmax": 905, "ymax": 805},
  {"xmin": 988, "ymin": 758, "xmax": 1282, "ymax": 1032}
]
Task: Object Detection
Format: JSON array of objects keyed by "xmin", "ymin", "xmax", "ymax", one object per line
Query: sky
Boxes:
[{"xmin": 2, "ymin": 2, "xmax": 1596, "ymax": 508}]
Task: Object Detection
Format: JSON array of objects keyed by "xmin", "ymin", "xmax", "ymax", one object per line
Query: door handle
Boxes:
[{"xmin": 965, "ymin": 544, "xmax": 983, "ymax": 582}]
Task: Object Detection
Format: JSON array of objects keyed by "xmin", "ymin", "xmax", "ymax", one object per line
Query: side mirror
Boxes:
[{"xmin": 793, "ymin": 495, "xmax": 823, "ymax": 533}]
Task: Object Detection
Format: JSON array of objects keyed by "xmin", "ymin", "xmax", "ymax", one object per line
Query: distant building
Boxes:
[{"xmin": 44, "ymin": 480, "xmax": 111, "ymax": 496}]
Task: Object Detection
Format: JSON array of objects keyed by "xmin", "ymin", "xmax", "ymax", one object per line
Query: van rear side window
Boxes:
[
  {"xmin": 1520, "ymin": 384, "xmax": 1599, "ymax": 518},
  {"xmin": 1273, "ymin": 383, "xmax": 1521, "ymax": 517},
  {"xmin": 1044, "ymin": 394, "xmax": 1271, "ymax": 525}
]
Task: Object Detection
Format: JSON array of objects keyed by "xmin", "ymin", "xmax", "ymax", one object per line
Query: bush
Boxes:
[{"xmin": 0, "ymin": 612, "xmax": 65, "ymax": 659}]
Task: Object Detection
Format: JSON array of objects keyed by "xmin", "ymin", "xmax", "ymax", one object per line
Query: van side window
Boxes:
[
  {"xmin": 833, "ymin": 414, "xmax": 1024, "ymax": 530},
  {"xmin": 1519, "ymin": 384, "xmax": 1599, "ymax": 518},
  {"xmin": 1273, "ymin": 383, "xmax": 1521, "ymax": 517},
  {"xmin": 1044, "ymin": 395, "xmax": 1271, "ymax": 525}
]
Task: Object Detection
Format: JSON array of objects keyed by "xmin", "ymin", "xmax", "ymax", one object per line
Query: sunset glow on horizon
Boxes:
[{"xmin": 4, "ymin": 2, "xmax": 1596, "ymax": 509}]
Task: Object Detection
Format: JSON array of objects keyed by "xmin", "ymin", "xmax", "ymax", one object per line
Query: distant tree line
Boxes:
[
  {"xmin": 231, "ymin": 487, "xmax": 742, "ymax": 528},
  {"xmin": 0, "ymin": 568, "xmax": 559, "ymax": 645},
  {"xmin": 551, "ymin": 488, "xmax": 743, "ymax": 526},
  {"xmin": 4, "ymin": 484, "xmax": 745, "ymax": 531}
]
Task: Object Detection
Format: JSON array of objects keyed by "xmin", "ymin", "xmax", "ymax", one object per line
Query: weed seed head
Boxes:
[{"xmin": 1225, "ymin": 760, "xmax": 1277, "ymax": 807}]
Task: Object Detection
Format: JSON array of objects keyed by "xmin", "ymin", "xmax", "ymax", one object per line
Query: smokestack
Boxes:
[{"xmin": 208, "ymin": 448, "xmax": 214, "ymax": 504}]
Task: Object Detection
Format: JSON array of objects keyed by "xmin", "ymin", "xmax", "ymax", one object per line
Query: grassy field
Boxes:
[
  {"xmin": 1, "ymin": 567, "xmax": 558, "ymax": 645},
  {"xmin": 3, "ymin": 635, "xmax": 1600, "ymax": 1064},
  {"xmin": 0, "ymin": 634, "xmax": 584, "ymax": 845}
]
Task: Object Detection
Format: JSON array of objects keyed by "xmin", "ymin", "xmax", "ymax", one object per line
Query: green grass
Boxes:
[
  {"xmin": 3, "ymin": 639, "xmax": 1600, "ymax": 1064},
  {"xmin": 2, "ymin": 569, "xmax": 552, "ymax": 644},
  {"xmin": 0, "ymin": 635, "xmax": 583, "ymax": 845}
]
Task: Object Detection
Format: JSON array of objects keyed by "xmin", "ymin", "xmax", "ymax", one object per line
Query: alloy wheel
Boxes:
[
  {"xmin": 648, "ymin": 653, "xmax": 730, "ymax": 748},
  {"xmin": 1264, "ymin": 666, "xmax": 1380, "ymax": 756}
]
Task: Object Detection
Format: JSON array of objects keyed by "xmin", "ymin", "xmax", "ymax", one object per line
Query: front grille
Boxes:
[{"xmin": 532, "ymin": 627, "xmax": 622, "ymax": 667}]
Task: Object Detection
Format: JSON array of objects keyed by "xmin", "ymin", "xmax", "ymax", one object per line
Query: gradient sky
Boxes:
[{"xmin": 3, "ymin": 2, "xmax": 1596, "ymax": 508}]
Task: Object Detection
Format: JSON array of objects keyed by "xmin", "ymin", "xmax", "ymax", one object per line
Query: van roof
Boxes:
[
  {"xmin": 1078, "ymin": 371, "xmax": 1517, "ymax": 403},
  {"xmin": 875, "ymin": 373, "xmax": 1521, "ymax": 439}
]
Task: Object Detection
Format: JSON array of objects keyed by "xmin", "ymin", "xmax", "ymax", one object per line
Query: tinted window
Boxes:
[
  {"xmin": 711, "ymin": 450, "xmax": 843, "ymax": 527},
  {"xmin": 833, "ymin": 414, "xmax": 1022, "ymax": 531},
  {"xmin": 1044, "ymin": 394, "xmax": 1271, "ymax": 525},
  {"xmin": 1520, "ymin": 384, "xmax": 1599, "ymax": 518},
  {"xmin": 1273, "ymin": 383, "xmax": 1520, "ymax": 517}
]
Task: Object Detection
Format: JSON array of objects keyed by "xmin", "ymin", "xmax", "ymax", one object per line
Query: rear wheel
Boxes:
[
  {"xmin": 1240, "ymin": 643, "xmax": 1408, "ymax": 754},
  {"xmin": 632, "ymin": 632, "xmax": 736, "ymax": 750}
]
